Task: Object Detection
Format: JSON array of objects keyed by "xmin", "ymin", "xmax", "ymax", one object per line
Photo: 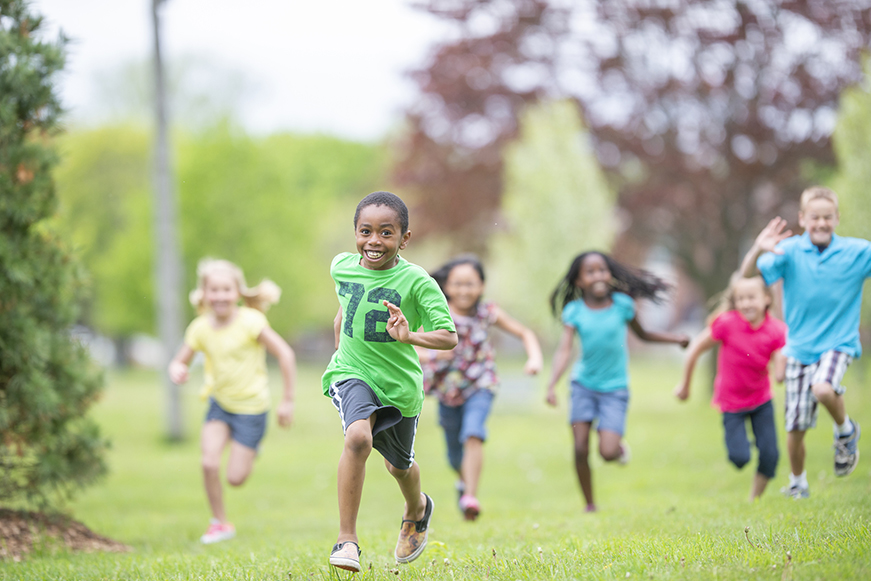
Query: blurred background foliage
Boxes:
[
  {"xmin": 45, "ymin": 0, "xmax": 871, "ymax": 355},
  {"xmin": 51, "ymin": 123, "xmax": 385, "ymax": 343}
]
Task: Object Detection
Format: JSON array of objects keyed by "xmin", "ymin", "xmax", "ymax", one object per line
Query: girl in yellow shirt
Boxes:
[{"xmin": 169, "ymin": 259, "xmax": 296, "ymax": 544}]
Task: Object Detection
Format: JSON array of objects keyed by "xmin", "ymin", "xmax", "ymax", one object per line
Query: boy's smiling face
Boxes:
[
  {"xmin": 799, "ymin": 197, "xmax": 839, "ymax": 247},
  {"xmin": 355, "ymin": 204, "xmax": 411, "ymax": 270}
]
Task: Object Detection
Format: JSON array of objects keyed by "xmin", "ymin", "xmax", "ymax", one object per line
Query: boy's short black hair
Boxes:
[{"xmin": 354, "ymin": 191, "xmax": 409, "ymax": 234}]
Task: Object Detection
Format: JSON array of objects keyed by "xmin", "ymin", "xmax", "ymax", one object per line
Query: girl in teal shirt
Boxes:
[{"xmin": 545, "ymin": 251, "xmax": 688, "ymax": 512}]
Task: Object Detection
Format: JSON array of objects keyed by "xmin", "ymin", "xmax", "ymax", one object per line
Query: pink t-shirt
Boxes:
[{"xmin": 710, "ymin": 310, "xmax": 787, "ymax": 413}]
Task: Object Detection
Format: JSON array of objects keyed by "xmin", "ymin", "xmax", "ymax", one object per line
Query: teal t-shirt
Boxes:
[
  {"xmin": 322, "ymin": 252, "xmax": 455, "ymax": 416},
  {"xmin": 561, "ymin": 292, "xmax": 636, "ymax": 392}
]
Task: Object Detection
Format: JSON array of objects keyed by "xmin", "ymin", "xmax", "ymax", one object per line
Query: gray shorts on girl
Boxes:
[
  {"xmin": 329, "ymin": 378, "xmax": 420, "ymax": 469},
  {"xmin": 205, "ymin": 398, "xmax": 268, "ymax": 450}
]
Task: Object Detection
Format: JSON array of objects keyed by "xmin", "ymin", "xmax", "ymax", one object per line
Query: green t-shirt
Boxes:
[{"xmin": 321, "ymin": 252, "xmax": 455, "ymax": 417}]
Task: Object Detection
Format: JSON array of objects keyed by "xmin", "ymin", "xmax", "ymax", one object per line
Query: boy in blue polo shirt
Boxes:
[{"xmin": 740, "ymin": 186, "xmax": 871, "ymax": 499}]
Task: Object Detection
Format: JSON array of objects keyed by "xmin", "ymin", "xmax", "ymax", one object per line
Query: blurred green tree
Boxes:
[
  {"xmin": 488, "ymin": 100, "xmax": 615, "ymax": 330},
  {"xmin": 52, "ymin": 123, "xmax": 385, "ymax": 342},
  {"xmin": 0, "ymin": 0, "xmax": 107, "ymax": 507},
  {"xmin": 830, "ymin": 59, "xmax": 871, "ymax": 327}
]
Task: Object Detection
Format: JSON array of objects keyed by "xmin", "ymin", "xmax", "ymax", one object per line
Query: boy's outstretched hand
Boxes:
[
  {"xmin": 673, "ymin": 382, "xmax": 690, "ymax": 401},
  {"xmin": 384, "ymin": 300, "xmax": 411, "ymax": 343},
  {"xmin": 755, "ymin": 217, "xmax": 793, "ymax": 255}
]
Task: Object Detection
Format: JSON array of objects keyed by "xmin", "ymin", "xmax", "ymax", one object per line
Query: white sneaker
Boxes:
[
  {"xmin": 617, "ymin": 442, "xmax": 631, "ymax": 465},
  {"xmin": 200, "ymin": 519, "xmax": 235, "ymax": 544}
]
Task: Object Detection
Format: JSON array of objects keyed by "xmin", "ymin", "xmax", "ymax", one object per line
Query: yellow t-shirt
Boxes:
[{"xmin": 184, "ymin": 306, "xmax": 270, "ymax": 414}]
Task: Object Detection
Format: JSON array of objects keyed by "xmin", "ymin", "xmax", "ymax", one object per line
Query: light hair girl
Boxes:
[{"xmin": 169, "ymin": 258, "xmax": 296, "ymax": 544}]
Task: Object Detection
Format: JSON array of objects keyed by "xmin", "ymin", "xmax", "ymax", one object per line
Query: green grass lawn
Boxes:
[{"xmin": 2, "ymin": 352, "xmax": 870, "ymax": 580}]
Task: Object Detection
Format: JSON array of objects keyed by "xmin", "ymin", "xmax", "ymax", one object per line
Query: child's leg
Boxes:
[
  {"xmin": 722, "ymin": 411, "xmax": 751, "ymax": 470},
  {"xmin": 749, "ymin": 402, "xmax": 778, "ymax": 500},
  {"xmin": 384, "ymin": 459, "xmax": 427, "ymax": 522},
  {"xmin": 598, "ymin": 430, "xmax": 623, "ymax": 462},
  {"xmin": 787, "ymin": 430, "xmax": 806, "ymax": 476},
  {"xmin": 458, "ymin": 389, "xmax": 493, "ymax": 500},
  {"xmin": 438, "ymin": 402, "xmax": 464, "ymax": 474},
  {"xmin": 337, "ymin": 415, "xmax": 376, "ymax": 544},
  {"xmin": 571, "ymin": 422, "xmax": 595, "ymax": 507},
  {"xmin": 596, "ymin": 388, "xmax": 630, "ymax": 462},
  {"xmin": 225, "ymin": 442, "xmax": 258, "ymax": 487},
  {"xmin": 811, "ymin": 382, "xmax": 846, "ymax": 425},
  {"xmin": 461, "ymin": 437, "xmax": 483, "ymax": 498},
  {"xmin": 202, "ymin": 420, "xmax": 232, "ymax": 522}
]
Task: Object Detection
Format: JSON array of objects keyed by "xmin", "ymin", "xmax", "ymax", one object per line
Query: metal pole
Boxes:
[{"xmin": 151, "ymin": 0, "xmax": 184, "ymax": 440}]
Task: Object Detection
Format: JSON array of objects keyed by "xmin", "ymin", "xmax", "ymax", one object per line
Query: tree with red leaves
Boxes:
[{"xmin": 397, "ymin": 0, "xmax": 871, "ymax": 297}]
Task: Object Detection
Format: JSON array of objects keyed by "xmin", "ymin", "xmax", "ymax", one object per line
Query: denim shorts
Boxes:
[
  {"xmin": 569, "ymin": 381, "xmax": 629, "ymax": 435},
  {"xmin": 438, "ymin": 388, "xmax": 495, "ymax": 472},
  {"xmin": 205, "ymin": 398, "xmax": 268, "ymax": 450}
]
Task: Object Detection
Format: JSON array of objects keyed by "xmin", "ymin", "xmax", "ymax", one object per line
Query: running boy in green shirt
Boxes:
[{"xmin": 323, "ymin": 191, "xmax": 457, "ymax": 572}]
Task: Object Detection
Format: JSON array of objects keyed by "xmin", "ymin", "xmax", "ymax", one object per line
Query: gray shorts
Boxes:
[
  {"xmin": 329, "ymin": 378, "xmax": 419, "ymax": 469},
  {"xmin": 784, "ymin": 350, "xmax": 852, "ymax": 432},
  {"xmin": 205, "ymin": 398, "xmax": 268, "ymax": 450}
]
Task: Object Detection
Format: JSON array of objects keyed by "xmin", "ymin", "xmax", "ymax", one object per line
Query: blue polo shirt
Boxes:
[
  {"xmin": 561, "ymin": 292, "xmax": 636, "ymax": 391},
  {"xmin": 757, "ymin": 232, "xmax": 871, "ymax": 364}
]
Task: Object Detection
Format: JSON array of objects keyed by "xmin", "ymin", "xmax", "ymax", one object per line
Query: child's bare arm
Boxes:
[
  {"xmin": 168, "ymin": 344, "xmax": 195, "ymax": 384},
  {"xmin": 740, "ymin": 217, "xmax": 792, "ymax": 277},
  {"xmin": 545, "ymin": 325, "xmax": 575, "ymax": 407},
  {"xmin": 674, "ymin": 328, "xmax": 716, "ymax": 401},
  {"xmin": 629, "ymin": 317, "xmax": 690, "ymax": 348},
  {"xmin": 773, "ymin": 349, "xmax": 787, "ymax": 383},
  {"xmin": 492, "ymin": 306, "xmax": 543, "ymax": 375},
  {"xmin": 383, "ymin": 301, "xmax": 458, "ymax": 349},
  {"xmin": 259, "ymin": 325, "xmax": 297, "ymax": 428}
]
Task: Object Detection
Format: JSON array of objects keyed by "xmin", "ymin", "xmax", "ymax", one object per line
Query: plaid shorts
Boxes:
[{"xmin": 784, "ymin": 350, "xmax": 852, "ymax": 432}]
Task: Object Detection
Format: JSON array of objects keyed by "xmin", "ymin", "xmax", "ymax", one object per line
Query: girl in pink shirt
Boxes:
[{"xmin": 675, "ymin": 275, "xmax": 787, "ymax": 500}]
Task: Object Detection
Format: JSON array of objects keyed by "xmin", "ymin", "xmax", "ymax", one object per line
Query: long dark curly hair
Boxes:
[{"xmin": 550, "ymin": 251, "xmax": 671, "ymax": 317}]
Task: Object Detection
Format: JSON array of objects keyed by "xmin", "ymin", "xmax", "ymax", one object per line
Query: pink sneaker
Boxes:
[
  {"xmin": 585, "ymin": 503, "xmax": 597, "ymax": 513},
  {"xmin": 200, "ymin": 519, "xmax": 235, "ymax": 544},
  {"xmin": 459, "ymin": 494, "xmax": 480, "ymax": 521}
]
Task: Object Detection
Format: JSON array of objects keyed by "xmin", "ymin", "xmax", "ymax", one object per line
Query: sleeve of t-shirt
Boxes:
[
  {"xmin": 561, "ymin": 301, "xmax": 579, "ymax": 327},
  {"xmin": 614, "ymin": 293, "xmax": 636, "ymax": 322},
  {"xmin": 756, "ymin": 245, "xmax": 789, "ymax": 286},
  {"xmin": 710, "ymin": 312, "xmax": 728, "ymax": 342},
  {"xmin": 184, "ymin": 318, "xmax": 203, "ymax": 351},
  {"xmin": 860, "ymin": 239, "xmax": 871, "ymax": 279},
  {"xmin": 242, "ymin": 308, "xmax": 268, "ymax": 341},
  {"xmin": 771, "ymin": 318, "xmax": 787, "ymax": 351},
  {"xmin": 415, "ymin": 275, "xmax": 456, "ymax": 333}
]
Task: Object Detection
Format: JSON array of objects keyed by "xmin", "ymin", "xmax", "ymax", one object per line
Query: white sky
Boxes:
[{"xmin": 33, "ymin": 0, "xmax": 449, "ymax": 141}]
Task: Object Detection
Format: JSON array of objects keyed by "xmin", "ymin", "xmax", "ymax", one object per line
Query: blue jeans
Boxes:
[
  {"xmin": 438, "ymin": 389, "xmax": 494, "ymax": 472},
  {"xmin": 722, "ymin": 400, "xmax": 779, "ymax": 478}
]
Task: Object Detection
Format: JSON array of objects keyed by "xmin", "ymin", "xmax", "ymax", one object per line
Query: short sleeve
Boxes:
[
  {"xmin": 756, "ymin": 248, "xmax": 788, "ymax": 286},
  {"xmin": 241, "ymin": 308, "xmax": 268, "ymax": 340},
  {"xmin": 614, "ymin": 293, "xmax": 636, "ymax": 322},
  {"xmin": 771, "ymin": 318, "xmax": 787, "ymax": 350},
  {"xmin": 710, "ymin": 312, "xmax": 728, "ymax": 342},
  {"xmin": 860, "ymin": 239, "xmax": 871, "ymax": 279},
  {"xmin": 561, "ymin": 301, "xmax": 580, "ymax": 326},
  {"xmin": 416, "ymin": 275, "xmax": 456, "ymax": 333},
  {"xmin": 184, "ymin": 318, "xmax": 204, "ymax": 351}
]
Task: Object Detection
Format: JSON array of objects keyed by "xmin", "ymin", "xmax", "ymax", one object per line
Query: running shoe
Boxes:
[
  {"xmin": 459, "ymin": 494, "xmax": 480, "ymax": 521},
  {"xmin": 395, "ymin": 493, "xmax": 433, "ymax": 564},
  {"xmin": 329, "ymin": 541, "xmax": 361, "ymax": 572},
  {"xmin": 200, "ymin": 519, "xmax": 235, "ymax": 544},
  {"xmin": 834, "ymin": 420, "xmax": 860, "ymax": 477}
]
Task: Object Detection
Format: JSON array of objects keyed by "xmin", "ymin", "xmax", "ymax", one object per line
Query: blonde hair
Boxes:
[
  {"xmin": 705, "ymin": 272, "xmax": 771, "ymax": 327},
  {"xmin": 189, "ymin": 258, "xmax": 281, "ymax": 314},
  {"xmin": 800, "ymin": 186, "xmax": 839, "ymax": 212}
]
